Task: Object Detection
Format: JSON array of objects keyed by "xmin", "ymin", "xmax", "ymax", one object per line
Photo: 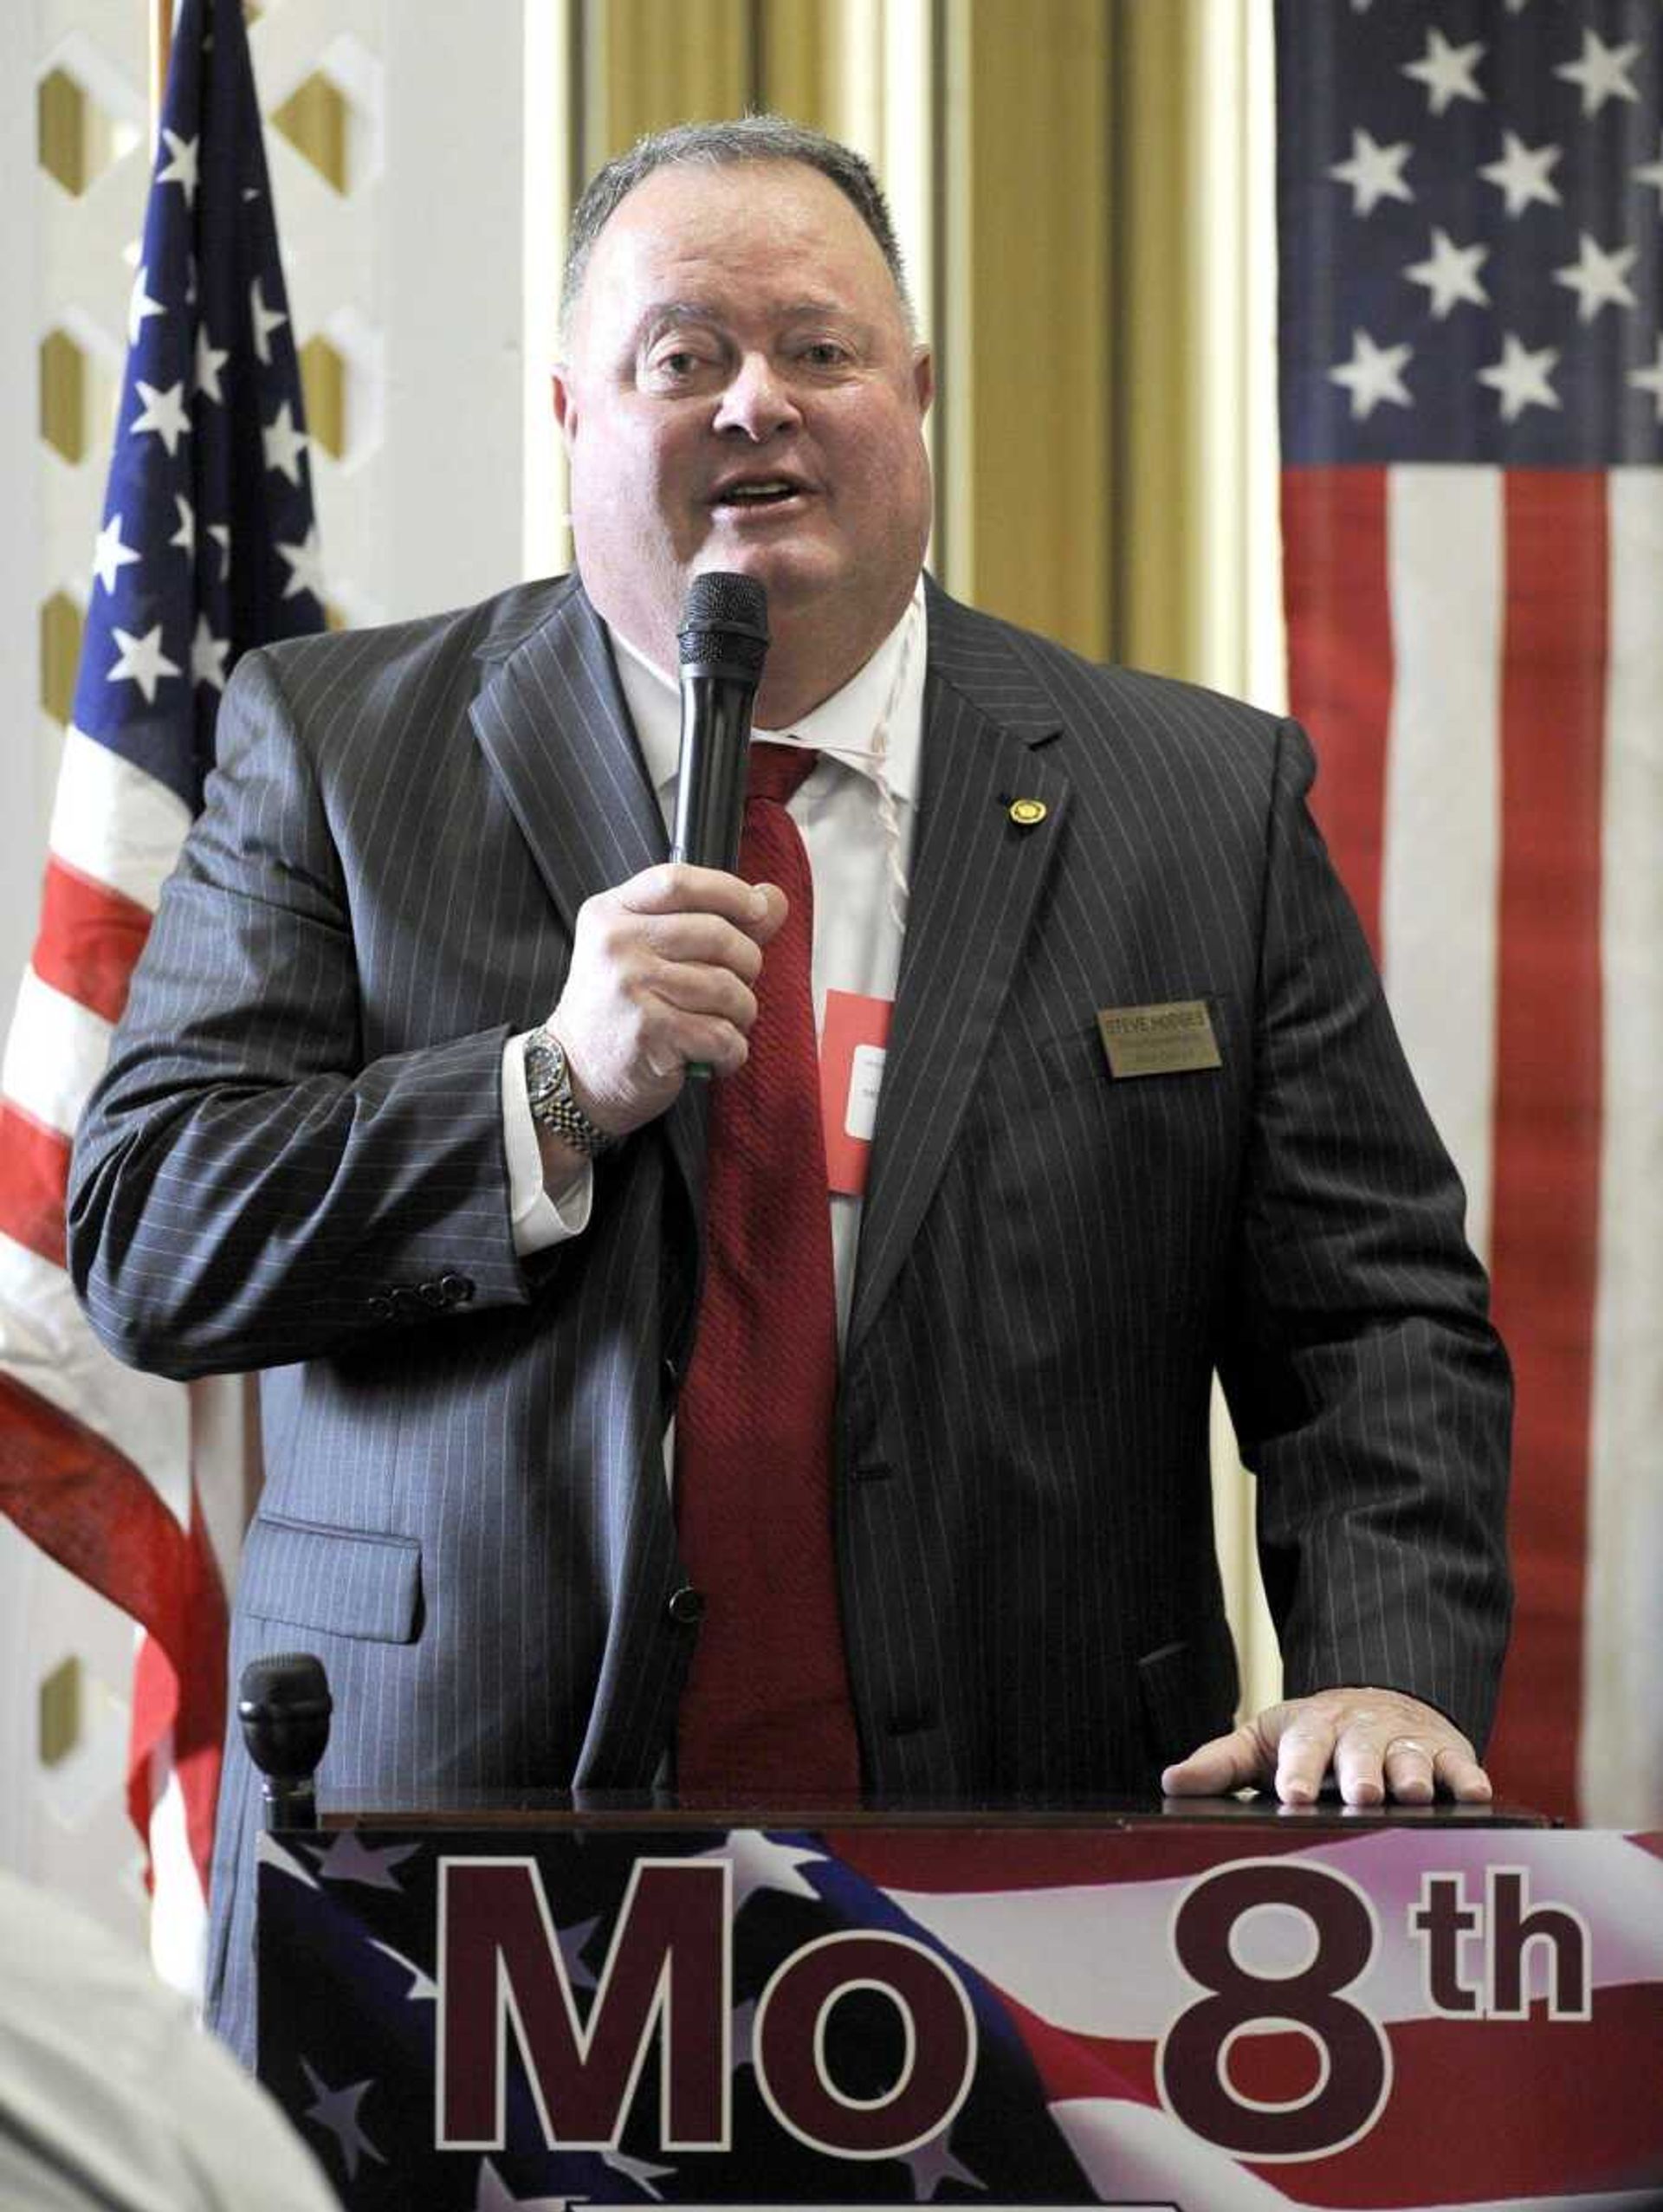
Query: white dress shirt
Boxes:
[{"xmin": 501, "ymin": 583, "xmax": 926, "ymax": 1348}]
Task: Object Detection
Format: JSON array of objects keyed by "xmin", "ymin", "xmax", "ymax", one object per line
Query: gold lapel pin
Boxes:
[{"xmin": 1008, "ymin": 798, "xmax": 1047, "ymax": 827}]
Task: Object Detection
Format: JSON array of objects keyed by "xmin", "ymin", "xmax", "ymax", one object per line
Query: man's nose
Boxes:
[{"xmin": 712, "ymin": 352, "xmax": 801, "ymax": 441}]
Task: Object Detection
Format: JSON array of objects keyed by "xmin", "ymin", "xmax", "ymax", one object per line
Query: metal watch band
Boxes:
[{"xmin": 522, "ymin": 1027, "xmax": 614, "ymax": 1157}]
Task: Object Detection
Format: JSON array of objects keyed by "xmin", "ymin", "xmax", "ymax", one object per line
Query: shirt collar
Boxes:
[{"xmin": 608, "ymin": 581, "xmax": 927, "ymax": 808}]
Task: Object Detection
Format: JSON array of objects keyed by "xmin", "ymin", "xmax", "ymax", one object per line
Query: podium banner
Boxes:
[{"xmin": 257, "ymin": 1819, "xmax": 1663, "ymax": 2208}]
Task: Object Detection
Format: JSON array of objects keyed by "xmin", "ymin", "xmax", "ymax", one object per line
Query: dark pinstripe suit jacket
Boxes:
[{"xmin": 68, "ymin": 573, "xmax": 1511, "ymax": 2059}]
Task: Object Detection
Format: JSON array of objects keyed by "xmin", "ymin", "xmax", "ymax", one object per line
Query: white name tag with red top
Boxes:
[{"xmin": 820, "ymin": 989, "xmax": 893, "ymax": 1197}]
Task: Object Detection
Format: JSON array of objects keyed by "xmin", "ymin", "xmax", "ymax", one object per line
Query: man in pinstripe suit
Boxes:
[{"xmin": 68, "ymin": 120, "xmax": 1511, "ymax": 2061}]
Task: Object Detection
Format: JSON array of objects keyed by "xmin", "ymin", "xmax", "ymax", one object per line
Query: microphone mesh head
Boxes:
[
  {"xmin": 239, "ymin": 1652, "xmax": 331, "ymax": 1712},
  {"xmin": 678, "ymin": 572, "xmax": 770, "ymax": 675},
  {"xmin": 238, "ymin": 1652, "xmax": 333, "ymax": 1785}
]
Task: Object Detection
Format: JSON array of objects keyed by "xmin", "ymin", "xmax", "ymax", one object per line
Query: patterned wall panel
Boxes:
[
  {"xmin": 13, "ymin": 0, "xmax": 557, "ymax": 1953},
  {"xmin": 250, "ymin": 0, "xmax": 385, "ymax": 624},
  {"xmin": 12, "ymin": 0, "xmax": 391, "ymax": 1946},
  {"xmin": 16, "ymin": 0, "xmax": 155, "ymax": 1947}
]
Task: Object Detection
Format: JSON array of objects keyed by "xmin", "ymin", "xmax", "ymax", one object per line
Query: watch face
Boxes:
[
  {"xmin": 525, "ymin": 1034, "xmax": 565, "ymax": 1112},
  {"xmin": 524, "ymin": 1029, "xmax": 607, "ymax": 1152}
]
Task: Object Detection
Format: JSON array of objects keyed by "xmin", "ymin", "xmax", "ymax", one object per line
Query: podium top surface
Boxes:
[{"xmin": 320, "ymin": 1788, "xmax": 1553, "ymax": 1831}]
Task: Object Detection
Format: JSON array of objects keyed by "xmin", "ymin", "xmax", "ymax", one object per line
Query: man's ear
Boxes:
[
  {"xmin": 552, "ymin": 365, "xmax": 578, "ymax": 450},
  {"xmin": 912, "ymin": 346, "xmax": 934, "ymax": 420}
]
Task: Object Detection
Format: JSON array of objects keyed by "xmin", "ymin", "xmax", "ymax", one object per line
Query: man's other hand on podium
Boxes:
[{"xmin": 1161, "ymin": 1686, "xmax": 1494, "ymax": 1808}]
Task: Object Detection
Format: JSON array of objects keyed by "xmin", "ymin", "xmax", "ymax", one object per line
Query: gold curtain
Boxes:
[
  {"xmin": 938, "ymin": 0, "xmax": 1274, "ymax": 693},
  {"xmin": 574, "ymin": 2, "xmax": 859, "ymax": 178},
  {"xmin": 571, "ymin": 1, "xmax": 1269, "ymax": 680}
]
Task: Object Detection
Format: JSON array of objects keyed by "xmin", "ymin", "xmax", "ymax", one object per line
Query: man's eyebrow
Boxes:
[
  {"xmin": 633, "ymin": 302, "xmax": 725, "ymax": 346},
  {"xmin": 634, "ymin": 297, "xmax": 866, "ymax": 343}
]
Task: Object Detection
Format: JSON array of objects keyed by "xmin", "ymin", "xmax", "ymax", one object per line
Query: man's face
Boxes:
[{"xmin": 554, "ymin": 159, "xmax": 934, "ymax": 699}]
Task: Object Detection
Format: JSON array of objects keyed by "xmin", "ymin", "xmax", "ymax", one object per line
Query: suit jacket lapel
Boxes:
[
  {"xmin": 847, "ymin": 586, "xmax": 1069, "ymax": 1356},
  {"xmin": 468, "ymin": 577, "xmax": 709, "ymax": 1228},
  {"xmin": 469, "ymin": 576, "xmax": 664, "ymax": 926}
]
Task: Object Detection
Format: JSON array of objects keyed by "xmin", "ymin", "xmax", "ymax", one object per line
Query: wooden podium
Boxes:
[{"xmin": 255, "ymin": 1793, "xmax": 1663, "ymax": 2209}]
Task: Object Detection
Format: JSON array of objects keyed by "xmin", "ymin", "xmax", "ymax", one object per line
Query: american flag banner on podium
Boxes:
[
  {"xmin": 1277, "ymin": 1, "xmax": 1663, "ymax": 1827},
  {"xmin": 0, "ymin": 0, "xmax": 322, "ymax": 1985}
]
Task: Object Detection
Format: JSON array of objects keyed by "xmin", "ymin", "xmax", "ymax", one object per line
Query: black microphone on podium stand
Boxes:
[
  {"xmin": 671, "ymin": 572, "xmax": 771, "ymax": 1081},
  {"xmin": 238, "ymin": 1653, "xmax": 332, "ymax": 1831}
]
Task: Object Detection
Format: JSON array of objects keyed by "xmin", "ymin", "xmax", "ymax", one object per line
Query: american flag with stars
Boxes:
[
  {"xmin": 255, "ymin": 1820, "xmax": 1663, "ymax": 2208},
  {"xmin": 0, "ymin": 0, "xmax": 322, "ymax": 1988},
  {"xmin": 1277, "ymin": 0, "xmax": 1663, "ymax": 1829}
]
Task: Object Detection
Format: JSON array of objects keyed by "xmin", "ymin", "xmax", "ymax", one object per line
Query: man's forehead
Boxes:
[
  {"xmin": 636, "ymin": 294, "xmax": 860, "ymax": 333},
  {"xmin": 597, "ymin": 158, "xmax": 879, "ymax": 267},
  {"xmin": 569, "ymin": 161, "xmax": 907, "ymax": 355}
]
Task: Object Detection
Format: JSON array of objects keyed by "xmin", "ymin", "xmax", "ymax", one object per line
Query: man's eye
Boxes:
[
  {"xmin": 802, "ymin": 341, "xmax": 850, "ymax": 368},
  {"xmin": 646, "ymin": 346, "xmax": 715, "ymax": 384}
]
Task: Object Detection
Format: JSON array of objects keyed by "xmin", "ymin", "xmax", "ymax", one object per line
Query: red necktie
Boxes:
[{"xmin": 674, "ymin": 742, "xmax": 862, "ymax": 1795}]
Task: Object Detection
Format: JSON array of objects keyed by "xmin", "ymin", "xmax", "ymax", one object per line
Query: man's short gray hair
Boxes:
[{"xmin": 560, "ymin": 114, "xmax": 916, "ymax": 346}]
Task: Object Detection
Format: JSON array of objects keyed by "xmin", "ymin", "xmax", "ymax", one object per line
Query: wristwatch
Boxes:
[{"xmin": 522, "ymin": 1025, "xmax": 615, "ymax": 1156}]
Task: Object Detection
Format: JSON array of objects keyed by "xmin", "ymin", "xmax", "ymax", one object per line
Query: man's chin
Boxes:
[{"xmin": 691, "ymin": 534, "xmax": 837, "ymax": 606}]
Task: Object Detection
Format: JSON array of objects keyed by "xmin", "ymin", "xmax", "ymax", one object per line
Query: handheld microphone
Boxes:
[
  {"xmin": 238, "ymin": 1652, "xmax": 333, "ymax": 1831},
  {"xmin": 671, "ymin": 572, "xmax": 771, "ymax": 1080},
  {"xmin": 671, "ymin": 572, "xmax": 771, "ymax": 873}
]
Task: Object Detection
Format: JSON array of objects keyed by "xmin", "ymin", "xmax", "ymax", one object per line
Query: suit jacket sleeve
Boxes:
[
  {"xmin": 68, "ymin": 645, "xmax": 534, "ymax": 1380},
  {"xmin": 1213, "ymin": 715, "xmax": 1512, "ymax": 1750}
]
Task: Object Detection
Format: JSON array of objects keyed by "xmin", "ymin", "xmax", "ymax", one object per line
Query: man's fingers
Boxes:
[
  {"xmin": 644, "ymin": 1011, "xmax": 750, "ymax": 1080},
  {"xmin": 1336, "ymin": 1734, "xmax": 1488, "ymax": 1808},
  {"xmin": 629, "ymin": 911, "xmax": 767, "ymax": 980},
  {"xmin": 1433, "ymin": 1744, "xmax": 1495, "ymax": 1802},
  {"xmin": 618, "ymin": 861, "xmax": 765, "ymax": 918},
  {"xmin": 1274, "ymin": 1718, "xmax": 1340, "ymax": 1806},
  {"xmin": 617, "ymin": 863, "xmax": 786, "ymax": 940},
  {"xmin": 1163, "ymin": 1690, "xmax": 1493, "ymax": 1809},
  {"xmin": 646, "ymin": 960, "xmax": 759, "ymax": 1032},
  {"xmin": 1381, "ymin": 1737, "xmax": 1438, "ymax": 1805},
  {"xmin": 747, "ymin": 883, "xmax": 788, "ymax": 942},
  {"xmin": 1162, "ymin": 1724, "xmax": 1270, "ymax": 1797}
]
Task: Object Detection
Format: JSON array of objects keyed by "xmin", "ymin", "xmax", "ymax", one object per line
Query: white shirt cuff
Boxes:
[{"xmin": 501, "ymin": 1031, "xmax": 593, "ymax": 1253}]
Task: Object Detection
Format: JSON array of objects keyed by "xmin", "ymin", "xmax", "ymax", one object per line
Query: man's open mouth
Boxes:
[{"xmin": 710, "ymin": 479, "xmax": 809, "ymax": 509}]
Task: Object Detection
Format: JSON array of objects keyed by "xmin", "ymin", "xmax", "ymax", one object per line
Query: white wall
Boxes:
[
  {"xmin": 1, "ymin": 0, "xmax": 556, "ymax": 1949},
  {"xmin": 2, "ymin": 6, "xmax": 51, "ymax": 992}
]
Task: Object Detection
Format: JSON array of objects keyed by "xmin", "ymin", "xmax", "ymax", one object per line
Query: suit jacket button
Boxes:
[
  {"xmin": 366, "ymin": 1294, "xmax": 394, "ymax": 1322},
  {"xmin": 417, "ymin": 1278, "xmax": 447, "ymax": 1308},
  {"xmin": 390, "ymin": 1285, "xmax": 423, "ymax": 1319},
  {"xmin": 439, "ymin": 1272, "xmax": 474, "ymax": 1306},
  {"xmin": 667, "ymin": 1586, "xmax": 706, "ymax": 1627}
]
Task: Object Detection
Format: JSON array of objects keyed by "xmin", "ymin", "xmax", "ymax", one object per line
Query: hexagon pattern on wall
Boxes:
[
  {"xmin": 38, "ymin": 1655, "xmax": 81, "ymax": 1768},
  {"xmin": 270, "ymin": 68, "xmax": 351, "ymax": 195},
  {"xmin": 40, "ymin": 327, "xmax": 88, "ymax": 462},
  {"xmin": 299, "ymin": 331, "xmax": 346, "ymax": 458},
  {"xmin": 38, "ymin": 63, "xmax": 140, "ymax": 198},
  {"xmin": 36, "ymin": 3, "xmax": 390, "ymax": 721},
  {"xmin": 247, "ymin": 20, "xmax": 387, "ymax": 618},
  {"xmin": 40, "ymin": 590, "xmax": 83, "ymax": 726},
  {"xmin": 23, "ymin": 4, "xmax": 388, "ymax": 1942}
]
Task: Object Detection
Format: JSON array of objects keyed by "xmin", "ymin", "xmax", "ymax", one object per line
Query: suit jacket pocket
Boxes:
[
  {"xmin": 241, "ymin": 1513, "xmax": 422, "ymax": 1644},
  {"xmin": 1136, "ymin": 1621, "xmax": 1239, "ymax": 1772}
]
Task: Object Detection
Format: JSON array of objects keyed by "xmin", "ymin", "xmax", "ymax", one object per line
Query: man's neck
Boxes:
[{"xmin": 605, "ymin": 582, "xmax": 922, "ymax": 732}]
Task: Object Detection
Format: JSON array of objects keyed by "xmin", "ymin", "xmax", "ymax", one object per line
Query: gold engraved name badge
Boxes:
[{"xmin": 1097, "ymin": 999, "xmax": 1222, "ymax": 1079}]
